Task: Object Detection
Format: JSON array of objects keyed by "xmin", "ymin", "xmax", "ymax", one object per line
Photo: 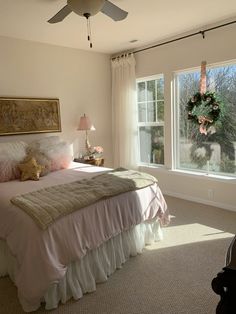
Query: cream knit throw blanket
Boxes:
[{"xmin": 11, "ymin": 169, "xmax": 157, "ymax": 230}]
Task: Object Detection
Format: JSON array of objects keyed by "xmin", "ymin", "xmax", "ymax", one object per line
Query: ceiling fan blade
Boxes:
[
  {"xmin": 101, "ymin": 0, "xmax": 128, "ymax": 21},
  {"xmin": 47, "ymin": 5, "xmax": 72, "ymax": 24}
]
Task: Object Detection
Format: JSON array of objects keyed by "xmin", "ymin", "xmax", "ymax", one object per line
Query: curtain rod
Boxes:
[{"xmin": 111, "ymin": 20, "xmax": 236, "ymax": 60}]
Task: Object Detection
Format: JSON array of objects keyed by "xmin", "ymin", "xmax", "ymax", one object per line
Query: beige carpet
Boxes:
[{"xmin": 1, "ymin": 196, "xmax": 236, "ymax": 314}]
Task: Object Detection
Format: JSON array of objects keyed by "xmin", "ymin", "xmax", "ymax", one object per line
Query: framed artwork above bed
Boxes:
[{"xmin": 0, "ymin": 97, "xmax": 61, "ymax": 135}]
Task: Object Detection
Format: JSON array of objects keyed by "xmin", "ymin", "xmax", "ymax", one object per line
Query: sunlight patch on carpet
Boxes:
[{"xmin": 145, "ymin": 223, "xmax": 234, "ymax": 250}]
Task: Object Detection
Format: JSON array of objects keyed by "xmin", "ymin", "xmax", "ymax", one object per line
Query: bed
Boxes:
[{"xmin": 0, "ymin": 139, "xmax": 169, "ymax": 312}]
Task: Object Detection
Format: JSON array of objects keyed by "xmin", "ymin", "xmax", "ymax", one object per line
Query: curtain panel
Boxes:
[{"xmin": 111, "ymin": 54, "xmax": 138, "ymax": 169}]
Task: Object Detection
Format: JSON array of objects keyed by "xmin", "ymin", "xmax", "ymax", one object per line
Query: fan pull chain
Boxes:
[
  {"xmin": 88, "ymin": 16, "xmax": 92, "ymax": 48},
  {"xmin": 84, "ymin": 13, "xmax": 92, "ymax": 49}
]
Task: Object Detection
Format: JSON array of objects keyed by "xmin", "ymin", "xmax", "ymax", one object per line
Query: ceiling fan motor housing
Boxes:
[{"xmin": 67, "ymin": 0, "xmax": 105, "ymax": 16}]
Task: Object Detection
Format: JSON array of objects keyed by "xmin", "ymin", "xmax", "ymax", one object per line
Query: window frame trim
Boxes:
[{"xmin": 173, "ymin": 59, "xmax": 236, "ymax": 177}]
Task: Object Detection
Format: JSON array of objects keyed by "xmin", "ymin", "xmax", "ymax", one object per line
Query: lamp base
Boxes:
[{"xmin": 85, "ymin": 138, "xmax": 91, "ymax": 152}]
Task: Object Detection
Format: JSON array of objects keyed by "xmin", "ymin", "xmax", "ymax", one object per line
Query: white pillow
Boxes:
[
  {"xmin": 0, "ymin": 141, "xmax": 28, "ymax": 182},
  {"xmin": 0, "ymin": 141, "xmax": 28, "ymax": 161},
  {"xmin": 0, "ymin": 159, "xmax": 20, "ymax": 182},
  {"xmin": 29, "ymin": 136, "xmax": 61, "ymax": 151}
]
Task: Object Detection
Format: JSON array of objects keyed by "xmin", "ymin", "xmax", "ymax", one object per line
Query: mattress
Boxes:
[{"xmin": 0, "ymin": 162, "xmax": 168, "ymax": 312}]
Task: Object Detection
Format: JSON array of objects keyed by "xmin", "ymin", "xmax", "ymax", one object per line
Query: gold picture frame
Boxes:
[{"xmin": 0, "ymin": 97, "xmax": 61, "ymax": 136}]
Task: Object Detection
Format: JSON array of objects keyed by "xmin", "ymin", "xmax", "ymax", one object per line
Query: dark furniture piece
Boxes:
[
  {"xmin": 212, "ymin": 236, "xmax": 236, "ymax": 313},
  {"xmin": 74, "ymin": 157, "xmax": 104, "ymax": 167}
]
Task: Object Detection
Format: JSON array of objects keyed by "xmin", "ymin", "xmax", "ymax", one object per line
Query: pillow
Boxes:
[
  {"xmin": 46, "ymin": 142, "xmax": 73, "ymax": 171},
  {"xmin": 0, "ymin": 141, "xmax": 28, "ymax": 182},
  {"xmin": 18, "ymin": 158, "xmax": 43, "ymax": 181},
  {"xmin": 0, "ymin": 141, "xmax": 28, "ymax": 161},
  {"xmin": 0, "ymin": 160, "xmax": 20, "ymax": 182},
  {"xmin": 28, "ymin": 139, "xmax": 73, "ymax": 172},
  {"xmin": 24, "ymin": 149, "xmax": 51, "ymax": 177},
  {"xmin": 29, "ymin": 136, "xmax": 61, "ymax": 151}
]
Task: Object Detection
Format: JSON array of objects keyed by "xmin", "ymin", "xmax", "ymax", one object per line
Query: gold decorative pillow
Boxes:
[
  {"xmin": 24, "ymin": 148, "xmax": 51, "ymax": 176},
  {"xmin": 18, "ymin": 158, "xmax": 44, "ymax": 181}
]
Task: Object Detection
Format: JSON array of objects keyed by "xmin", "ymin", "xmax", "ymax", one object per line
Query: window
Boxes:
[
  {"xmin": 137, "ymin": 75, "xmax": 164, "ymax": 165},
  {"xmin": 175, "ymin": 61, "xmax": 236, "ymax": 176}
]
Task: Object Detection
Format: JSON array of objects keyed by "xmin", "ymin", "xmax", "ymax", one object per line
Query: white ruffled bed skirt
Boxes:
[{"xmin": 0, "ymin": 220, "xmax": 163, "ymax": 312}]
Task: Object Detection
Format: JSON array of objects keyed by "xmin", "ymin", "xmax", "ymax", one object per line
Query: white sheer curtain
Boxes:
[{"xmin": 111, "ymin": 53, "xmax": 138, "ymax": 169}]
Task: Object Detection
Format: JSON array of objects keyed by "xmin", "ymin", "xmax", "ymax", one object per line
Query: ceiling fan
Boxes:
[
  {"xmin": 48, "ymin": 0, "xmax": 128, "ymax": 48},
  {"xmin": 48, "ymin": 0, "xmax": 128, "ymax": 23}
]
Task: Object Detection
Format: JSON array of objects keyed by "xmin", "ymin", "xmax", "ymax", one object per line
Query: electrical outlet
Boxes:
[{"xmin": 208, "ymin": 189, "xmax": 213, "ymax": 200}]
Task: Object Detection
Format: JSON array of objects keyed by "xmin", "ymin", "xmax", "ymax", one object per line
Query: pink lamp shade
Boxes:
[{"xmin": 77, "ymin": 114, "xmax": 95, "ymax": 131}]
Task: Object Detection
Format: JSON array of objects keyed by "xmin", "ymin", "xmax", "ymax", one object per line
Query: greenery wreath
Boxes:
[{"xmin": 187, "ymin": 91, "xmax": 221, "ymax": 130}]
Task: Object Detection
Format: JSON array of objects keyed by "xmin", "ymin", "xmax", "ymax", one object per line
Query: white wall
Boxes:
[
  {"xmin": 136, "ymin": 25, "xmax": 236, "ymax": 211},
  {"xmin": 0, "ymin": 36, "xmax": 112, "ymax": 166}
]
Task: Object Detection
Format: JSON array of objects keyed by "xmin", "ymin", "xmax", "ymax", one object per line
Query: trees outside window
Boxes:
[
  {"xmin": 175, "ymin": 62, "xmax": 236, "ymax": 176},
  {"xmin": 137, "ymin": 75, "xmax": 164, "ymax": 165}
]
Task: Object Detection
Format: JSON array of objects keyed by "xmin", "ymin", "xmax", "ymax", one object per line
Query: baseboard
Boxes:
[{"xmin": 163, "ymin": 190, "xmax": 236, "ymax": 213}]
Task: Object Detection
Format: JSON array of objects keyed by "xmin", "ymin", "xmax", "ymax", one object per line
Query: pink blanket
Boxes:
[{"xmin": 0, "ymin": 163, "xmax": 169, "ymax": 311}]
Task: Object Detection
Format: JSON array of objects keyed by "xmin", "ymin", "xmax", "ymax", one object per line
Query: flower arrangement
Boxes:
[
  {"xmin": 93, "ymin": 146, "xmax": 103, "ymax": 154},
  {"xmin": 88, "ymin": 146, "xmax": 103, "ymax": 158}
]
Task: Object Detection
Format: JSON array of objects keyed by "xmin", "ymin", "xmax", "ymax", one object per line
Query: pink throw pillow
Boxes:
[
  {"xmin": 50, "ymin": 155, "xmax": 72, "ymax": 172},
  {"xmin": 46, "ymin": 142, "xmax": 72, "ymax": 172}
]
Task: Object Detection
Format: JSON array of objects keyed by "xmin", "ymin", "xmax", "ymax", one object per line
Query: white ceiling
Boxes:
[{"xmin": 0, "ymin": 0, "xmax": 235, "ymax": 54}]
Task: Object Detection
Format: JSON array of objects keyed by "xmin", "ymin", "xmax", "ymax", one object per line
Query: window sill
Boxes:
[
  {"xmin": 139, "ymin": 165, "xmax": 236, "ymax": 183},
  {"xmin": 138, "ymin": 163, "xmax": 165, "ymax": 169},
  {"xmin": 171, "ymin": 169, "xmax": 236, "ymax": 182}
]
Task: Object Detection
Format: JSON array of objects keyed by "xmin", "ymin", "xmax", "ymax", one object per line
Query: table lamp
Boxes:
[{"xmin": 77, "ymin": 114, "xmax": 95, "ymax": 154}]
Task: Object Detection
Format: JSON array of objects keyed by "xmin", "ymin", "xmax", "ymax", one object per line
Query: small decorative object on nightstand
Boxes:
[
  {"xmin": 75, "ymin": 145, "xmax": 104, "ymax": 166},
  {"xmin": 74, "ymin": 157, "xmax": 104, "ymax": 167}
]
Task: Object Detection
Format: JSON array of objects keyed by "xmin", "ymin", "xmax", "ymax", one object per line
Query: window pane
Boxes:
[
  {"xmin": 157, "ymin": 78, "xmax": 164, "ymax": 100},
  {"xmin": 138, "ymin": 103, "xmax": 146, "ymax": 122},
  {"xmin": 147, "ymin": 102, "xmax": 156, "ymax": 122},
  {"xmin": 176, "ymin": 64, "xmax": 236, "ymax": 176},
  {"xmin": 139, "ymin": 126, "xmax": 164, "ymax": 165},
  {"xmin": 138, "ymin": 82, "xmax": 146, "ymax": 102},
  {"xmin": 157, "ymin": 101, "xmax": 164, "ymax": 122},
  {"xmin": 147, "ymin": 80, "xmax": 156, "ymax": 101},
  {"xmin": 137, "ymin": 75, "xmax": 165, "ymax": 166}
]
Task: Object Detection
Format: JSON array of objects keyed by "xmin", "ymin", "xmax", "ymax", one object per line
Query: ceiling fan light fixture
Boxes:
[
  {"xmin": 67, "ymin": 0, "xmax": 105, "ymax": 16},
  {"xmin": 48, "ymin": 0, "xmax": 128, "ymax": 25},
  {"xmin": 48, "ymin": 0, "xmax": 128, "ymax": 48}
]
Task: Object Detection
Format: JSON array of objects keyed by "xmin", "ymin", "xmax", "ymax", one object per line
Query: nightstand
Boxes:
[{"xmin": 74, "ymin": 157, "xmax": 104, "ymax": 167}]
